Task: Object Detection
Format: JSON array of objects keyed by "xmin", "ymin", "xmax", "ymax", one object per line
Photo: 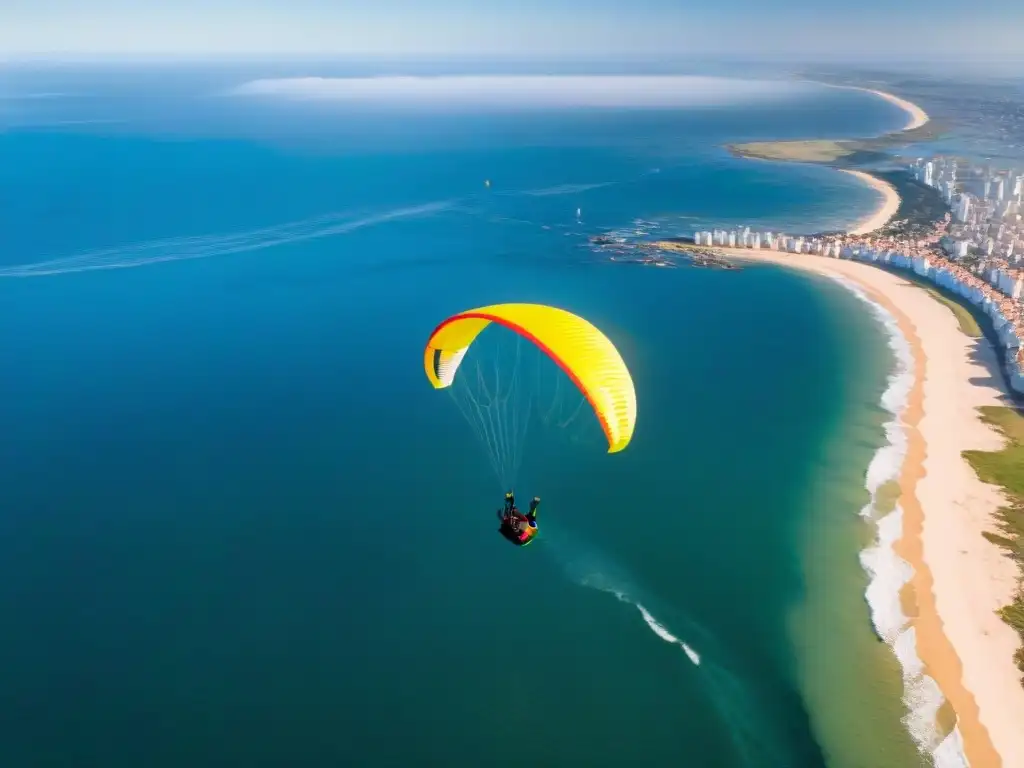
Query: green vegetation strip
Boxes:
[
  {"xmin": 725, "ymin": 140, "xmax": 855, "ymax": 163},
  {"xmin": 921, "ymin": 286, "xmax": 983, "ymax": 337},
  {"xmin": 724, "ymin": 122, "xmax": 945, "ymax": 167},
  {"xmin": 962, "ymin": 406, "xmax": 1024, "ymax": 682}
]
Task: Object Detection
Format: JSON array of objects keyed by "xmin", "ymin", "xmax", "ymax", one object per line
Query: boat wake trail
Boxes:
[
  {"xmin": 540, "ymin": 527, "xmax": 793, "ymax": 767},
  {"xmin": 541, "ymin": 527, "xmax": 706, "ymax": 660},
  {"xmin": 516, "ymin": 181, "xmax": 616, "ymax": 197},
  {"xmin": 0, "ymin": 200, "xmax": 454, "ymax": 278},
  {"xmin": 576, "ymin": 569, "xmax": 701, "ymax": 665}
]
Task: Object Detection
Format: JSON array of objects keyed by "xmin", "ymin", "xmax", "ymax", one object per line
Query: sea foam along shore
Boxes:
[
  {"xmin": 713, "ymin": 247, "xmax": 1024, "ymax": 768},
  {"xmin": 716, "ymin": 84, "xmax": 1024, "ymax": 766}
]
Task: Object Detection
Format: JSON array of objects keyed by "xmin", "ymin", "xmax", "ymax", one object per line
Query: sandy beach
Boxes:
[
  {"xmin": 821, "ymin": 84, "xmax": 932, "ymax": 132},
  {"xmin": 706, "ymin": 247, "xmax": 1024, "ymax": 767},
  {"xmin": 841, "ymin": 169, "xmax": 903, "ymax": 235},
  {"xmin": 713, "ymin": 82, "xmax": 1024, "ymax": 765},
  {"xmin": 864, "ymin": 87, "xmax": 932, "ymax": 131},
  {"xmin": 726, "ymin": 84, "xmax": 929, "ymax": 238},
  {"xmin": 839, "ymin": 86, "xmax": 931, "ymax": 236}
]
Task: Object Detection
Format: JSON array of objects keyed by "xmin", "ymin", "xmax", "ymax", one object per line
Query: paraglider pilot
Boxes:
[
  {"xmin": 497, "ymin": 491, "xmax": 540, "ymax": 546},
  {"xmin": 527, "ymin": 496, "xmax": 539, "ymax": 525}
]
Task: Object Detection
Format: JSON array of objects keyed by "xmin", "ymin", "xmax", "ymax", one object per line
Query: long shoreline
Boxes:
[
  {"xmin": 708, "ymin": 246, "xmax": 1024, "ymax": 767},
  {"xmin": 840, "ymin": 87, "xmax": 930, "ymax": 236},
  {"xmin": 734, "ymin": 83, "xmax": 932, "ymax": 239},
  {"xmin": 649, "ymin": 82, "xmax": 1024, "ymax": 763},
  {"xmin": 724, "ymin": 84, "xmax": 935, "ymax": 168},
  {"xmin": 786, "ymin": 90, "xmax": 1024, "ymax": 768},
  {"xmin": 715, "ymin": 85, "xmax": 1021, "ymax": 765},
  {"xmin": 840, "ymin": 169, "xmax": 903, "ymax": 235},
  {"xmin": 828, "ymin": 84, "xmax": 932, "ymax": 132}
]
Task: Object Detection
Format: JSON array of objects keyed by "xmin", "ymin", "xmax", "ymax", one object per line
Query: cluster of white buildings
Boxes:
[
  {"xmin": 911, "ymin": 156, "xmax": 1024, "ymax": 263},
  {"xmin": 695, "ymin": 208, "xmax": 1024, "ymax": 395},
  {"xmin": 691, "ymin": 157, "xmax": 1024, "ymax": 393},
  {"xmin": 692, "ymin": 228, "xmax": 844, "ymax": 256},
  {"xmin": 839, "ymin": 242, "xmax": 1024, "ymax": 394},
  {"xmin": 694, "ymin": 160, "xmax": 1024, "ymax": 267}
]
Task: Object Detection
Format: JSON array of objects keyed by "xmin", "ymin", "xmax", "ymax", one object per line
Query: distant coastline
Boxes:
[
  {"xmin": 725, "ymin": 85, "xmax": 935, "ymax": 237},
  {"xmin": 725, "ymin": 85, "xmax": 936, "ymax": 171},
  {"xmin": 848, "ymin": 86, "xmax": 931, "ymax": 132},
  {"xmin": 717, "ymin": 85, "xmax": 1024, "ymax": 768}
]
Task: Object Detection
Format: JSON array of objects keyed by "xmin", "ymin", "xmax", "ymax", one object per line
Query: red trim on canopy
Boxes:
[{"xmin": 427, "ymin": 311, "xmax": 614, "ymax": 449}]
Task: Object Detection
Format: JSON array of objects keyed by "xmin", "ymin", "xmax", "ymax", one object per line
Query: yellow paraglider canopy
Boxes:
[{"xmin": 424, "ymin": 303, "xmax": 636, "ymax": 453}]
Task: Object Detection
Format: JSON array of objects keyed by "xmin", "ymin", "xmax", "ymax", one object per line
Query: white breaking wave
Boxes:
[
  {"xmin": 933, "ymin": 726, "xmax": 970, "ymax": 768},
  {"xmin": 0, "ymin": 200, "xmax": 452, "ymax": 278},
  {"xmin": 228, "ymin": 75, "xmax": 816, "ymax": 109},
  {"xmin": 861, "ymin": 506, "xmax": 914, "ymax": 645},
  {"xmin": 829, "ymin": 275, "xmax": 969, "ymax": 767}
]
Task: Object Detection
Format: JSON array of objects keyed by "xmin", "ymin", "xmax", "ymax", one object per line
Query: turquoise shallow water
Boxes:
[{"xmin": 0, "ymin": 66, "xmax": 919, "ymax": 766}]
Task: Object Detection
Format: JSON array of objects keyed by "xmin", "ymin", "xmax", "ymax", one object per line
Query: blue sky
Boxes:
[{"xmin": 2, "ymin": 0, "xmax": 1022, "ymax": 65}]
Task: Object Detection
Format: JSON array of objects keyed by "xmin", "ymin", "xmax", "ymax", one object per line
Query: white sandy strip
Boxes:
[
  {"xmin": 842, "ymin": 170, "xmax": 903, "ymax": 235},
  {"xmin": 712, "ymin": 248, "xmax": 1024, "ymax": 768},
  {"xmin": 864, "ymin": 88, "xmax": 931, "ymax": 131},
  {"xmin": 837, "ymin": 88, "xmax": 929, "ymax": 235},
  {"xmin": 817, "ymin": 83, "xmax": 932, "ymax": 131},
  {"xmin": 778, "ymin": 84, "xmax": 929, "ymax": 235},
  {"xmin": 913, "ymin": 290, "xmax": 1024, "ymax": 768}
]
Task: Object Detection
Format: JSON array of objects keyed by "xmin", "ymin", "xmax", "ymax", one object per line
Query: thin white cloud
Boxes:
[{"xmin": 228, "ymin": 75, "xmax": 816, "ymax": 108}]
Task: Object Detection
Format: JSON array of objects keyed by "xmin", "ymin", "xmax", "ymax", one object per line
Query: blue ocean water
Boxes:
[{"xmin": 0, "ymin": 66, "xmax": 918, "ymax": 767}]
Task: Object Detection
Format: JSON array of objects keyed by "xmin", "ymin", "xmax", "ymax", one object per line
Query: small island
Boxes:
[
  {"xmin": 646, "ymin": 241, "xmax": 741, "ymax": 269},
  {"xmin": 725, "ymin": 121, "xmax": 941, "ymax": 167}
]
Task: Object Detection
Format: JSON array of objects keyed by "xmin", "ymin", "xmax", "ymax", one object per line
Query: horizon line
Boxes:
[{"xmin": 5, "ymin": 51, "xmax": 1022, "ymax": 64}]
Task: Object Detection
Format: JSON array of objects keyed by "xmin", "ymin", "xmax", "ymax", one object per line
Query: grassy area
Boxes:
[
  {"xmin": 920, "ymin": 286, "xmax": 983, "ymax": 337},
  {"xmin": 962, "ymin": 406, "xmax": 1024, "ymax": 683},
  {"xmin": 725, "ymin": 139, "xmax": 855, "ymax": 163},
  {"xmin": 729, "ymin": 118, "xmax": 942, "ymax": 165},
  {"xmin": 725, "ymin": 122, "xmax": 945, "ymax": 167},
  {"xmin": 878, "ymin": 267, "xmax": 984, "ymax": 339}
]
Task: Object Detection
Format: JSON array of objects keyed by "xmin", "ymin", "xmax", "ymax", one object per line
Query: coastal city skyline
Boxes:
[
  {"xmin": 690, "ymin": 152, "xmax": 1024, "ymax": 362},
  {"xmin": 692, "ymin": 155, "xmax": 1024, "ymax": 298}
]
